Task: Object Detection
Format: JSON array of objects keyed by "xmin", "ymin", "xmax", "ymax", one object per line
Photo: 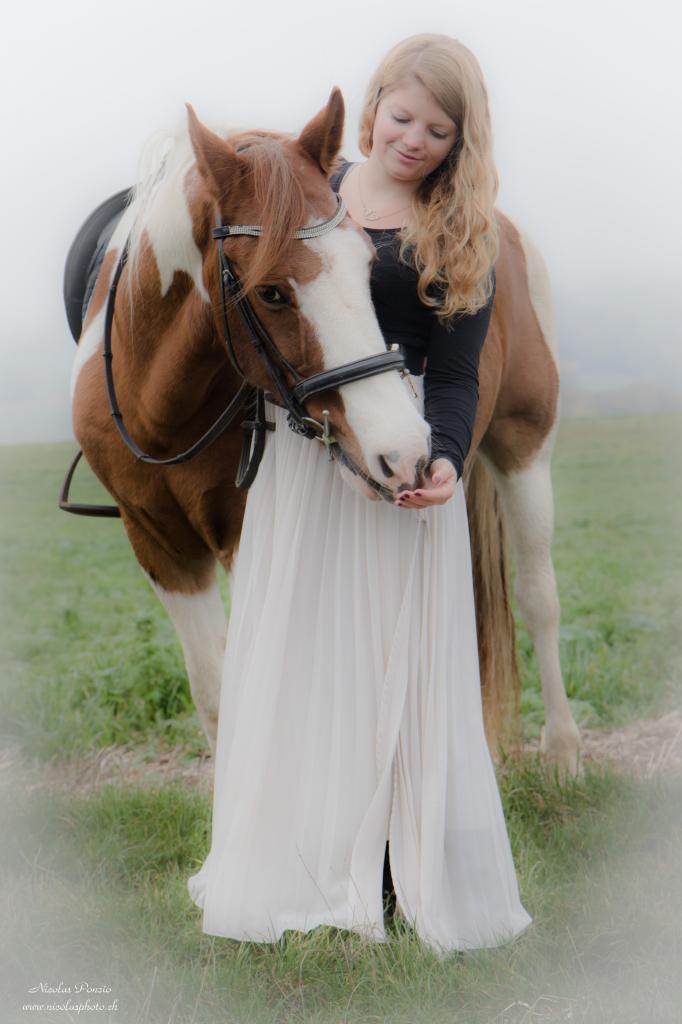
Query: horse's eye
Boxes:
[{"xmin": 256, "ymin": 285, "xmax": 287, "ymax": 307}]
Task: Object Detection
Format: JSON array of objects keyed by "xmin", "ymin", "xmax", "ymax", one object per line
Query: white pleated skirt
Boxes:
[{"xmin": 188, "ymin": 378, "xmax": 532, "ymax": 954}]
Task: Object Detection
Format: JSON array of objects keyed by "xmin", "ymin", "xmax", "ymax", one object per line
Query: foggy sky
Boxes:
[{"xmin": 1, "ymin": 0, "xmax": 680, "ymax": 442}]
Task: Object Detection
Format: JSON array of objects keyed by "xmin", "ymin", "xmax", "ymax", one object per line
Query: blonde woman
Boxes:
[{"xmin": 189, "ymin": 34, "xmax": 531, "ymax": 954}]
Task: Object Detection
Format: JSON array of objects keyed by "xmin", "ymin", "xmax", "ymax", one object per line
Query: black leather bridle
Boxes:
[
  {"xmin": 60, "ymin": 194, "xmax": 404, "ymax": 516},
  {"xmin": 211, "ymin": 195, "xmax": 404, "ymax": 495}
]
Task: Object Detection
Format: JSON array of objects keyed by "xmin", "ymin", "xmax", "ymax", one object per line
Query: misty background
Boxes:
[{"xmin": 1, "ymin": 0, "xmax": 680, "ymax": 444}]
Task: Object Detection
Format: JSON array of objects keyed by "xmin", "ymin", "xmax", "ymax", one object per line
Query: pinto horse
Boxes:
[{"xmin": 66, "ymin": 90, "xmax": 580, "ymax": 774}]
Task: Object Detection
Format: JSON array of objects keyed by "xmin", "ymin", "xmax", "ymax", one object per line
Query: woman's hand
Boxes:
[{"xmin": 394, "ymin": 458, "xmax": 457, "ymax": 509}]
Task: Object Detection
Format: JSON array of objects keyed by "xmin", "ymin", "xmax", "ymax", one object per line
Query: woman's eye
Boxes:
[
  {"xmin": 430, "ymin": 131, "xmax": 448, "ymax": 140},
  {"xmin": 393, "ymin": 116, "xmax": 410, "ymax": 124},
  {"xmin": 256, "ymin": 285, "xmax": 286, "ymax": 306}
]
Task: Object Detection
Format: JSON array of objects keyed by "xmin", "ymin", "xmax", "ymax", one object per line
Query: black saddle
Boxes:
[{"xmin": 63, "ymin": 188, "xmax": 132, "ymax": 342}]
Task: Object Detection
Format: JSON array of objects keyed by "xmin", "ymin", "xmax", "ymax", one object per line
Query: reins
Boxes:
[
  {"xmin": 102, "ymin": 240, "xmax": 256, "ymax": 467},
  {"xmin": 60, "ymin": 193, "xmax": 405, "ymax": 516}
]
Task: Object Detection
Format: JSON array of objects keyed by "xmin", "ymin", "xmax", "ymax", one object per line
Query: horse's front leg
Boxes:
[
  {"xmin": 119, "ymin": 511, "xmax": 226, "ymax": 757},
  {"xmin": 148, "ymin": 575, "xmax": 226, "ymax": 757},
  {"xmin": 481, "ymin": 434, "xmax": 581, "ymax": 775}
]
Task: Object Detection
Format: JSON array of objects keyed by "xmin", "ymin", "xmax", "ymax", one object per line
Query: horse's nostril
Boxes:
[{"xmin": 378, "ymin": 455, "xmax": 395, "ymax": 479}]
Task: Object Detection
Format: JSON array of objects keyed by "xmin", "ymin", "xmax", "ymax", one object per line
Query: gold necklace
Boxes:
[{"xmin": 355, "ymin": 164, "xmax": 412, "ymax": 223}]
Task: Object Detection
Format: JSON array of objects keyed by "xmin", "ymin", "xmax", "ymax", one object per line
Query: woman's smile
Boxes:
[{"xmin": 393, "ymin": 148, "xmax": 422, "ymax": 164}]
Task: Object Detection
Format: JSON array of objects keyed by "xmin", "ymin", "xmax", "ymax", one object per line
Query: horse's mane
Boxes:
[
  {"xmin": 126, "ymin": 127, "xmax": 198, "ymax": 288},
  {"xmin": 125, "ymin": 124, "xmax": 308, "ymax": 297}
]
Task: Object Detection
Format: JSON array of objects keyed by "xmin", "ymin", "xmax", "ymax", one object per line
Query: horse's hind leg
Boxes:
[{"xmin": 481, "ymin": 435, "xmax": 581, "ymax": 775}]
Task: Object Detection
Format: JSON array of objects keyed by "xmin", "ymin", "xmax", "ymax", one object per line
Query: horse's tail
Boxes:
[{"xmin": 465, "ymin": 456, "xmax": 522, "ymax": 758}]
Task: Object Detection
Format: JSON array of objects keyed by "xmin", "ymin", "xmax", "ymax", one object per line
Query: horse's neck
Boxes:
[{"xmin": 115, "ymin": 275, "xmax": 232, "ymax": 440}]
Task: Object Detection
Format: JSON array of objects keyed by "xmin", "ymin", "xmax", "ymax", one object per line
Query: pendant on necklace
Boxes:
[
  {"xmin": 356, "ymin": 165, "xmax": 410, "ymax": 222},
  {"xmin": 362, "ymin": 201, "xmax": 410, "ymax": 222}
]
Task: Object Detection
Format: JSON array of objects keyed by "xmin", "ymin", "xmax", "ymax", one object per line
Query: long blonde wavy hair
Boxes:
[{"xmin": 358, "ymin": 34, "xmax": 499, "ymax": 319}]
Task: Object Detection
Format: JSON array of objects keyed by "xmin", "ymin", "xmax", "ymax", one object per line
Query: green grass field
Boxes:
[
  {"xmin": 1, "ymin": 414, "xmax": 680, "ymax": 758},
  {"xmin": 1, "ymin": 414, "xmax": 681, "ymax": 1023}
]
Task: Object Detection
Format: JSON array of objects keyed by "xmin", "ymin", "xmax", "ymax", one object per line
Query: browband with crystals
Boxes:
[{"xmin": 212, "ymin": 195, "xmax": 347, "ymax": 241}]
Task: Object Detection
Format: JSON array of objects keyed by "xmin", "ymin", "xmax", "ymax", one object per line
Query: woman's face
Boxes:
[{"xmin": 370, "ymin": 78, "xmax": 457, "ymax": 182}]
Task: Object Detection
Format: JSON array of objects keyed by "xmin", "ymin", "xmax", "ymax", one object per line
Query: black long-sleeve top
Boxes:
[{"xmin": 331, "ymin": 161, "xmax": 494, "ymax": 480}]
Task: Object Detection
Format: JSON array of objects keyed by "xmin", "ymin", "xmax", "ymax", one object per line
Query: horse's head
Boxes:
[{"xmin": 186, "ymin": 93, "xmax": 430, "ymax": 498}]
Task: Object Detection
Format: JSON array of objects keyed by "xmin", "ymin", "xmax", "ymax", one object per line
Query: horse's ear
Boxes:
[
  {"xmin": 186, "ymin": 103, "xmax": 241, "ymax": 198},
  {"xmin": 297, "ymin": 87, "xmax": 345, "ymax": 175}
]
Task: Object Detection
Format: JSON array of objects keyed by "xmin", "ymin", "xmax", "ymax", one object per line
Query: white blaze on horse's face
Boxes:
[{"xmin": 290, "ymin": 224, "xmax": 431, "ymax": 493}]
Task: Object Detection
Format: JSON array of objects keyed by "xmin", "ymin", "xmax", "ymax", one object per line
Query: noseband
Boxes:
[{"xmin": 61, "ymin": 193, "xmax": 405, "ymax": 516}]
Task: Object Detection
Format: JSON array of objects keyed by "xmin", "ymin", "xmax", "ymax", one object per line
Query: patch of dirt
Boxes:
[
  {"xmin": 525, "ymin": 708, "xmax": 682, "ymax": 780},
  {"xmin": 2, "ymin": 710, "xmax": 680, "ymax": 795},
  {"xmin": 0, "ymin": 743, "xmax": 214, "ymax": 796}
]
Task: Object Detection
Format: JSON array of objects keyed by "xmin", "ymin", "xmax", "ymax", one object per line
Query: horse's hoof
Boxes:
[{"xmin": 539, "ymin": 721, "xmax": 582, "ymax": 778}]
